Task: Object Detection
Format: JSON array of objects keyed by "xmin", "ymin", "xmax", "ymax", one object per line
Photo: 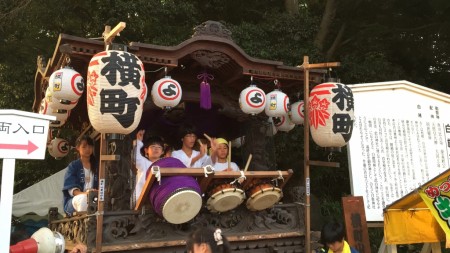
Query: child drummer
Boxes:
[{"xmin": 208, "ymin": 137, "xmax": 240, "ymax": 172}]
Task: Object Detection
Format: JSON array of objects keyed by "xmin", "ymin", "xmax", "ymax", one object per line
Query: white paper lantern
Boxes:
[
  {"xmin": 45, "ymin": 87, "xmax": 78, "ymax": 110},
  {"xmin": 309, "ymin": 82, "xmax": 354, "ymax": 147},
  {"xmin": 39, "ymin": 99, "xmax": 69, "ymax": 127},
  {"xmin": 290, "ymin": 101, "xmax": 305, "ymax": 125},
  {"xmin": 47, "ymin": 138, "xmax": 70, "ymax": 159},
  {"xmin": 151, "ymin": 77, "xmax": 182, "ymax": 109},
  {"xmin": 49, "ymin": 67, "xmax": 84, "ymax": 101},
  {"xmin": 87, "ymin": 50, "xmax": 146, "ymax": 134},
  {"xmin": 231, "ymin": 136, "xmax": 245, "ymax": 148},
  {"xmin": 273, "ymin": 116, "xmax": 295, "ymax": 132},
  {"xmin": 264, "ymin": 89, "xmax": 289, "ymax": 117},
  {"xmin": 267, "ymin": 117, "xmax": 277, "ymax": 136},
  {"xmin": 239, "ymin": 85, "xmax": 266, "ymax": 115}
]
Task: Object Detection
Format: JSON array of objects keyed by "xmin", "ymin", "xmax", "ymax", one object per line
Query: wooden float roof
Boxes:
[{"xmin": 33, "ymin": 21, "xmax": 324, "ymax": 128}]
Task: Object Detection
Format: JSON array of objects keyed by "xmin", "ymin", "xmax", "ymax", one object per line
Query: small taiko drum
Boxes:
[
  {"xmin": 206, "ymin": 182, "xmax": 245, "ymax": 213},
  {"xmin": 246, "ymin": 180, "xmax": 282, "ymax": 211},
  {"xmin": 147, "ymin": 158, "xmax": 202, "ymax": 224}
]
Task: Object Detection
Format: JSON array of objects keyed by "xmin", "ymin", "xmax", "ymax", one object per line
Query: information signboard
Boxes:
[{"xmin": 347, "ymin": 81, "xmax": 450, "ymax": 221}]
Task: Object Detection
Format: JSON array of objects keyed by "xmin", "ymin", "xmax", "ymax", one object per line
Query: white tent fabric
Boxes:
[{"xmin": 13, "ymin": 168, "xmax": 66, "ymax": 216}]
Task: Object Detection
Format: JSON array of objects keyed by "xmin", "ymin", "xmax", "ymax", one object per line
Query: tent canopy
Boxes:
[
  {"xmin": 383, "ymin": 168, "xmax": 450, "ymax": 245},
  {"xmin": 13, "ymin": 168, "xmax": 66, "ymax": 217}
]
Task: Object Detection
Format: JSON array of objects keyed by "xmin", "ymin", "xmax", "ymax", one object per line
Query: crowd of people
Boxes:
[{"xmin": 63, "ymin": 124, "xmax": 239, "ymax": 216}]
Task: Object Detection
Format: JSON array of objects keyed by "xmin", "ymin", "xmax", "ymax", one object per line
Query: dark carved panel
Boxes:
[
  {"xmin": 50, "ymin": 203, "xmax": 304, "ymax": 252},
  {"xmin": 191, "ymin": 50, "xmax": 231, "ymax": 68},
  {"xmin": 192, "ymin": 20, "xmax": 233, "ymax": 40}
]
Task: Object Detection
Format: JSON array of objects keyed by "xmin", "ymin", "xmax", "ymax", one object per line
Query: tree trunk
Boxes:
[
  {"xmin": 314, "ymin": 0, "xmax": 338, "ymax": 51},
  {"xmin": 284, "ymin": 0, "xmax": 299, "ymax": 15},
  {"xmin": 326, "ymin": 23, "xmax": 346, "ymax": 60}
]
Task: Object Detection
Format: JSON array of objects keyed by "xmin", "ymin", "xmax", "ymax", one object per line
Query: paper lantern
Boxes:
[
  {"xmin": 39, "ymin": 99, "xmax": 69, "ymax": 127},
  {"xmin": 231, "ymin": 136, "xmax": 245, "ymax": 148},
  {"xmin": 267, "ymin": 117, "xmax": 277, "ymax": 136},
  {"xmin": 239, "ymin": 85, "xmax": 266, "ymax": 115},
  {"xmin": 309, "ymin": 82, "xmax": 354, "ymax": 147},
  {"xmin": 48, "ymin": 67, "xmax": 84, "ymax": 101},
  {"xmin": 290, "ymin": 101, "xmax": 305, "ymax": 125},
  {"xmin": 47, "ymin": 95, "xmax": 78, "ymax": 110},
  {"xmin": 45, "ymin": 87, "xmax": 78, "ymax": 110},
  {"xmin": 151, "ymin": 77, "xmax": 182, "ymax": 109},
  {"xmin": 264, "ymin": 89, "xmax": 289, "ymax": 117},
  {"xmin": 47, "ymin": 138, "xmax": 70, "ymax": 159},
  {"xmin": 87, "ymin": 50, "xmax": 146, "ymax": 134},
  {"xmin": 273, "ymin": 116, "xmax": 295, "ymax": 132}
]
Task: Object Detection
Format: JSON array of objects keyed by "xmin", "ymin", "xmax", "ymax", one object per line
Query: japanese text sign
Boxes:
[
  {"xmin": 0, "ymin": 110, "xmax": 55, "ymax": 159},
  {"xmin": 419, "ymin": 175, "xmax": 450, "ymax": 235}
]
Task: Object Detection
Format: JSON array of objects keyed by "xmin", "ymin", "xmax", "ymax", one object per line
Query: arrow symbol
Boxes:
[{"xmin": 0, "ymin": 140, "xmax": 39, "ymax": 154}]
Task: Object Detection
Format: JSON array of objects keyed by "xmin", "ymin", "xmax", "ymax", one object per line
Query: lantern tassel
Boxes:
[
  {"xmin": 200, "ymin": 81, "xmax": 211, "ymax": 109},
  {"xmin": 197, "ymin": 71, "xmax": 214, "ymax": 110}
]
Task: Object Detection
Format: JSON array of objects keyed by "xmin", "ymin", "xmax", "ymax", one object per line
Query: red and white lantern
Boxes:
[
  {"xmin": 239, "ymin": 85, "xmax": 266, "ymax": 115},
  {"xmin": 267, "ymin": 117, "xmax": 277, "ymax": 136},
  {"xmin": 290, "ymin": 101, "xmax": 305, "ymax": 125},
  {"xmin": 264, "ymin": 89, "xmax": 289, "ymax": 117},
  {"xmin": 39, "ymin": 99, "xmax": 69, "ymax": 127},
  {"xmin": 46, "ymin": 95, "xmax": 78, "ymax": 110},
  {"xmin": 87, "ymin": 50, "xmax": 146, "ymax": 134},
  {"xmin": 47, "ymin": 138, "xmax": 70, "ymax": 159},
  {"xmin": 151, "ymin": 77, "xmax": 182, "ymax": 109},
  {"xmin": 48, "ymin": 67, "xmax": 84, "ymax": 102},
  {"xmin": 273, "ymin": 116, "xmax": 295, "ymax": 132},
  {"xmin": 309, "ymin": 82, "xmax": 354, "ymax": 147},
  {"xmin": 45, "ymin": 87, "xmax": 77, "ymax": 110}
]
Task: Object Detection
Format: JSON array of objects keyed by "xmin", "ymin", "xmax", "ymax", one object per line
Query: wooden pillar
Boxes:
[{"xmin": 300, "ymin": 56, "xmax": 340, "ymax": 253}]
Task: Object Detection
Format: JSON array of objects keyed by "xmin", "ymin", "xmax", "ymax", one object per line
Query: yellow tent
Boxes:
[{"xmin": 383, "ymin": 168, "xmax": 450, "ymax": 245}]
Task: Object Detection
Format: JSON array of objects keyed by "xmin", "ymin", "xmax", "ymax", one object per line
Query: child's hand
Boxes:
[{"xmin": 136, "ymin": 130, "xmax": 145, "ymax": 141}]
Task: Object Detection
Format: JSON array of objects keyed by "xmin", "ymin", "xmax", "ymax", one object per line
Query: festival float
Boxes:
[{"xmin": 31, "ymin": 21, "xmax": 349, "ymax": 252}]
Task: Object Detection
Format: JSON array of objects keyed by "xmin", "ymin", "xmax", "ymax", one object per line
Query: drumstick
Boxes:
[
  {"xmin": 244, "ymin": 154, "xmax": 253, "ymax": 172},
  {"xmin": 228, "ymin": 141, "xmax": 231, "ymax": 168},
  {"xmin": 203, "ymin": 133, "xmax": 212, "ymax": 142}
]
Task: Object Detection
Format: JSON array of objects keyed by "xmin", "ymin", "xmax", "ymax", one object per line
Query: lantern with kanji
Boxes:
[
  {"xmin": 239, "ymin": 85, "xmax": 266, "ymax": 115},
  {"xmin": 48, "ymin": 67, "xmax": 84, "ymax": 102},
  {"xmin": 39, "ymin": 99, "xmax": 69, "ymax": 127},
  {"xmin": 273, "ymin": 116, "xmax": 295, "ymax": 132},
  {"xmin": 87, "ymin": 50, "xmax": 146, "ymax": 134},
  {"xmin": 309, "ymin": 82, "xmax": 354, "ymax": 147},
  {"xmin": 151, "ymin": 76, "xmax": 182, "ymax": 109},
  {"xmin": 264, "ymin": 89, "xmax": 289, "ymax": 117},
  {"xmin": 47, "ymin": 138, "xmax": 70, "ymax": 159},
  {"xmin": 290, "ymin": 101, "xmax": 305, "ymax": 125}
]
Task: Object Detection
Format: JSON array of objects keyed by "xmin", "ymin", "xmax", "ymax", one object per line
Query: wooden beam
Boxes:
[
  {"xmin": 308, "ymin": 160, "xmax": 340, "ymax": 168},
  {"xmin": 104, "ymin": 22, "xmax": 126, "ymax": 45}
]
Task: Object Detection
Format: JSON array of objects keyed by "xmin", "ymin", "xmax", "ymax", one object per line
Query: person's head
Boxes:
[
  {"xmin": 321, "ymin": 221, "xmax": 345, "ymax": 252},
  {"xmin": 76, "ymin": 135, "xmax": 94, "ymax": 159},
  {"xmin": 141, "ymin": 136, "xmax": 164, "ymax": 162},
  {"xmin": 179, "ymin": 124, "xmax": 198, "ymax": 149},
  {"xmin": 215, "ymin": 138, "xmax": 229, "ymax": 160},
  {"xmin": 163, "ymin": 144, "xmax": 174, "ymax": 158},
  {"xmin": 186, "ymin": 227, "xmax": 231, "ymax": 253}
]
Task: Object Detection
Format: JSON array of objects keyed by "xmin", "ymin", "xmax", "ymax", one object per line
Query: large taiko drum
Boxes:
[
  {"xmin": 147, "ymin": 158, "xmax": 202, "ymax": 224},
  {"xmin": 245, "ymin": 179, "xmax": 282, "ymax": 211},
  {"xmin": 206, "ymin": 181, "xmax": 245, "ymax": 213}
]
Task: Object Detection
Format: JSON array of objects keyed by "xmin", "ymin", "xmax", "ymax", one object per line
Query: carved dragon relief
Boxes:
[
  {"xmin": 191, "ymin": 50, "xmax": 231, "ymax": 69},
  {"xmin": 192, "ymin": 20, "xmax": 233, "ymax": 40},
  {"xmin": 50, "ymin": 203, "xmax": 302, "ymax": 248}
]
